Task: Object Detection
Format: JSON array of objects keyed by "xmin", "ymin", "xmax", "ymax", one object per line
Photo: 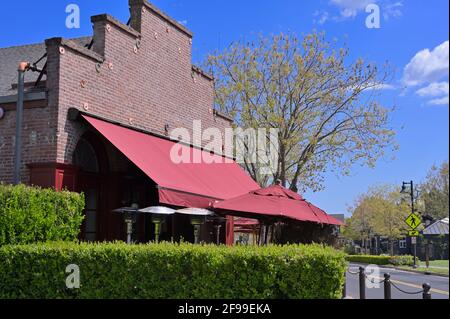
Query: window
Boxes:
[
  {"xmin": 399, "ymin": 239, "xmax": 407, "ymax": 249},
  {"xmin": 73, "ymin": 138, "xmax": 99, "ymax": 173}
]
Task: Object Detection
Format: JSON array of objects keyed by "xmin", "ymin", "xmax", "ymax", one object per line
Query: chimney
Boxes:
[
  {"xmin": 90, "ymin": 15, "xmax": 108, "ymax": 56},
  {"xmin": 128, "ymin": 0, "xmax": 146, "ymax": 33},
  {"xmin": 128, "ymin": 0, "xmax": 193, "ymax": 38}
]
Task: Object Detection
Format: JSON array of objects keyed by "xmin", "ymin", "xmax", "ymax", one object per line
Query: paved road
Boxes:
[{"xmin": 346, "ymin": 263, "xmax": 449, "ymax": 299}]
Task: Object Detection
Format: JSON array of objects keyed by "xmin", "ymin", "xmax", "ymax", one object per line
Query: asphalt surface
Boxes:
[{"xmin": 346, "ymin": 263, "xmax": 449, "ymax": 299}]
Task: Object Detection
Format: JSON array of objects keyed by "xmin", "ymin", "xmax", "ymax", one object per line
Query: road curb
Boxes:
[
  {"xmin": 390, "ymin": 266, "xmax": 449, "ymax": 278},
  {"xmin": 351, "ymin": 263, "xmax": 449, "ymax": 278}
]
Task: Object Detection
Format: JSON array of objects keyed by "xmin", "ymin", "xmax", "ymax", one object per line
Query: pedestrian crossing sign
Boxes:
[
  {"xmin": 405, "ymin": 213, "xmax": 421, "ymax": 230},
  {"xmin": 408, "ymin": 230, "xmax": 420, "ymax": 237}
]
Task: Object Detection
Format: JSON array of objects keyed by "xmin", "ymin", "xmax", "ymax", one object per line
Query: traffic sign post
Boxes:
[
  {"xmin": 405, "ymin": 213, "xmax": 422, "ymax": 269},
  {"xmin": 401, "ymin": 181, "xmax": 422, "ymax": 269}
]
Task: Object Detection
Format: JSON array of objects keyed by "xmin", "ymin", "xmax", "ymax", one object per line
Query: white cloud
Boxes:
[
  {"xmin": 313, "ymin": 10, "xmax": 330, "ymax": 25},
  {"xmin": 371, "ymin": 83, "xmax": 396, "ymax": 90},
  {"xmin": 350, "ymin": 82, "xmax": 396, "ymax": 91},
  {"xmin": 330, "ymin": 0, "xmax": 375, "ymax": 18},
  {"xmin": 403, "ymin": 41, "xmax": 449, "ymax": 86},
  {"xmin": 404, "ymin": 41, "xmax": 449, "ymax": 106},
  {"xmin": 416, "ymin": 82, "xmax": 449, "ymax": 106},
  {"xmin": 383, "ymin": 1, "xmax": 403, "ymax": 20},
  {"xmin": 315, "ymin": 0, "xmax": 403, "ymax": 24},
  {"xmin": 416, "ymin": 82, "xmax": 449, "ymax": 97},
  {"xmin": 428, "ymin": 96, "xmax": 449, "ymax": 106}
]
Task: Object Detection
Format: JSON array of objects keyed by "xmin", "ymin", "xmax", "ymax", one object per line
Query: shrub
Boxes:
[
  {"xmin": 0, "ymin": 184, "xmax": 85, "ymax": 246},
  {"xmin": 345, "ymin": 255, "xmax": 414, "ymax": 266},
  {"xmin": 388, "ymin": 255, "xmax": 414, "ymax": 266},
  {"xmin": 0, "ymin": 242, "xmax": 347, "ymax": 299}
]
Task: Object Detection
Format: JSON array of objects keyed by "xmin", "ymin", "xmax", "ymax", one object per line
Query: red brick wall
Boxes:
[
  {"xmin": 0, "ymin": 0, "xmax": 231, "ymax": 183},
  {"xmin": 54, "ymin": 0, "xmax": 230, "ymax": 167},
  {"xmin": 0, "ymin": 44, "xmax": 60, "ymax": 184}
]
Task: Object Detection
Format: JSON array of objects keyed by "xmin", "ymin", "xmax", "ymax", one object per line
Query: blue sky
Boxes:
[{"xmin": 1, "ymin": 1, "xmax": 448, "ymax": 216}]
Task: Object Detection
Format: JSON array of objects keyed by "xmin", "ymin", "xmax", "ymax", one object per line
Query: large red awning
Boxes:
[
  {"xmin": 214, "ymin": 185, "xmax": 344, "ymax": 226},
  {"xmin": 82, "ymin": 115, "xmax": 260, "ymax": 208}
]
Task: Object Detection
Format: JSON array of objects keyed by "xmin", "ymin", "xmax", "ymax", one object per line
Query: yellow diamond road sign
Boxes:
[{"xmin": 405, "ymin": 213, "xmax": 421, "ymax": 230}]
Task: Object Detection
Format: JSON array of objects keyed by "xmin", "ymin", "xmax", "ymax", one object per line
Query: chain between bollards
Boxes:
[{"xmin": 353, "ymin": 266, "xmax": 433, "ymax": 300}]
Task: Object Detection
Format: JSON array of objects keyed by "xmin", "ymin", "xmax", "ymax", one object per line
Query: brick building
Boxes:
[{"xmin": 0, "ymin": 0, "xmax": 259, "ymax": 244}]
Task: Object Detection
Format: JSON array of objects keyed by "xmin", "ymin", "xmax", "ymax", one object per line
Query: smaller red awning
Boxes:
[
  {"xmin": 214, "ymin": 185, "xmax": 344, "ymax": 226},
  {"xmin": 82, "ymin": 115, "xmax": 260, "ymax": 208}
]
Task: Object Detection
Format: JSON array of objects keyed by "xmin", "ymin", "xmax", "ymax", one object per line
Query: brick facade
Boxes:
[{"xmin": 0, "ymin": 0, "xmax": 232, "ymax": 184}]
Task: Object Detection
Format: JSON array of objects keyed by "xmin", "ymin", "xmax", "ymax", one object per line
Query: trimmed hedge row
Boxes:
[
  {"xmin": 0, "ymin": 242, "xmax": 347, "ymax": 299},
  {"xmin": 345, "ymin": 255, "xmax": 414, "ymax": 266},
  {"xmin": 0, "ymin": 184, "xmax": 85, "ymax": 246}
]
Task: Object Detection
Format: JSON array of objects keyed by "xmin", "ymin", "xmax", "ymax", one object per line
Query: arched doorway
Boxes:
[{"xmin": 73, "ymin": 132, "xmax": 109, "ymax": 242}]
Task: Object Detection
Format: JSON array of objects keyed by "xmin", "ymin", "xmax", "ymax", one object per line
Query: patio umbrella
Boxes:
[
  {"xmin": 175, "ymin": 208, "xmax": 215, "ymax": 244},
  {"xmin": 213, "ymin": 184, "xmax": 344, "ymax": 226},
  {"xmin": 138, "ymin": 206, "xmax": 176, "ymax": 243},
  {"xmin": 305, "ymin": 202, "xmax": 346, "ymax": 226},
  {"xmin": 213, "ymin": 185, "xmax": 344, "ymax": 245}
]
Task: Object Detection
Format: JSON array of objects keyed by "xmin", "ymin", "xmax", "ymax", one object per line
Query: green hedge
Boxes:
[
  {"xmin": 0, "ymin": 242, "xmax": 347, "ymax": 299},
  {"xmin": 0, "ymin": 184, "xmax": 85, "ymax": 246},
  {"xmin": 345, "ymin": 255, "xmax": 414, "ymax": 266}
]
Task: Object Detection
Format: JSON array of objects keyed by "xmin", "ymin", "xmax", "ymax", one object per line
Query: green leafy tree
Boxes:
[
  {"xmin": 420, "ymin": 161, "xmax": 449, "ymax": 219},
  {"xmin": 345, "ymin": 185, "xmax": 410, "ymax": 255},
  {"xmin": 369, "ymin": 186, "xmax": 410, "ymax": 255},
  {"xmin": 206, "ymin": 32, "xmax": 397, "ymax": 191},
  {"xmin": 343, "ymin": 196, "xmax": 377, "ymax": 254}
]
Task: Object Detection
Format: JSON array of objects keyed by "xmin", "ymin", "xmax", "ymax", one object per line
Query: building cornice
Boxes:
[
  {"xmin": 130, "ymin": 0, "xmax": 193, "ymax": 38},
  {"xmin": 45, "ymin": 38, "xmax": 105, "ymax": 63},
  {"xmin": 91, "ymin": 14, "xmax": 141, "ymax": 39}
]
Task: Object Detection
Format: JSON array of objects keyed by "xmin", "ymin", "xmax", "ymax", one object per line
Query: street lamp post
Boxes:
[
  {"xmin": 401, "ymin": 181, "xmax": 419, "ymax": 269},
  {"xmin": 14, "ymin": 63, "xmax": 29, "ymax": 185}
]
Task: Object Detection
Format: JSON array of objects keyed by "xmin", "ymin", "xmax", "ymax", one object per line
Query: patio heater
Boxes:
[
  {"xmin": 212, "ymin": 216, "xmax": 227, "ymax": 245},
  {"xmin": 138, "ymin": 206, "xmax": 176, "ymax": 243},
  {"xmin": 175, "ymin": 208, "xmax": 215, "ymax": 244},
  {"xmin": 112, "ymin": 205, "xmax": 139, "ymax": 244}
]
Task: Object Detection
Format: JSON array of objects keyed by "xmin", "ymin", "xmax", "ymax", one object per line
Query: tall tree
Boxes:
[
  {"xmin": 343, "ymin": 195, "xmax": 377, "ymax": 254},
  {"xmin": 206, "ymin": 32, "xmax": 397, "ymax": 191},
  {"xmin": 345, "ymin": 185, "xmax": 410, "ymax": 255},
  {"xmin": 420, "ymin": 161, "xmax": 449, "ymax": 220}
]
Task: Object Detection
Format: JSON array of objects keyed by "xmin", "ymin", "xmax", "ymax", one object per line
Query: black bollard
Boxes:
[
  {"xmin": 423, "ymin": 283, "xmax": 432, "ymax": 299},
  {"xmin": 342, "ymin": 271, "xmax": 347, "ymax": 299},
  {"xmin": 384, "ymin": 273, "xmax": 392, "ymax": 299},
  {"xmin": 359, "ymin": 267, "xmax": 366, "ymax": 299}
]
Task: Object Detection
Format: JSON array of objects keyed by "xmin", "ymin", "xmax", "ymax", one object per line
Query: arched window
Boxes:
[{"xmin": 73, "ymin": 138, "xmax": 100, "ymax": 173}]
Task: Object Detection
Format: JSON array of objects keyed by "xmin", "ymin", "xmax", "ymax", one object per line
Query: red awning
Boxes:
[
  {"xmin": 214, "ymin": 185, "xmax": 344, "ymax": 226},
  {"xmin": 82, "ymin": 115, "xmax": 260, "ymax": 208}
]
